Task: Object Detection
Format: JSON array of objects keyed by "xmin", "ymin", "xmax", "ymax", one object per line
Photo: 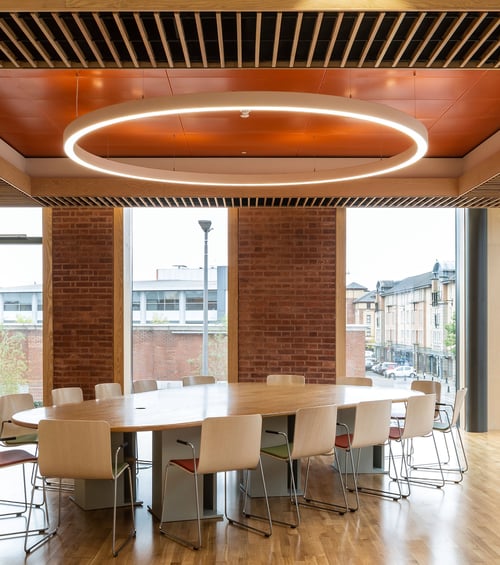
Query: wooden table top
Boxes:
[{"xmin": 13, "ymin": 382, "xmax": 420, "ymax": 433}]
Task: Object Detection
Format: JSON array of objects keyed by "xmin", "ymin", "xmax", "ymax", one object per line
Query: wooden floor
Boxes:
[{"xmin": 2, "ymin": 430, "xmax": 500, "ymax": 565}]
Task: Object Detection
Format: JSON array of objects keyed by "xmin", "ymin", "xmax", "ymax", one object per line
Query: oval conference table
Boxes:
[{"xmin": 13, "ymin": 382, "xmax": 421, "ymax": 521}]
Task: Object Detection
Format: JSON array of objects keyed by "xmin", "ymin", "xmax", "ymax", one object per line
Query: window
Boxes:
[
  {"xmin": 347, "ymin": 208, "xmax": 456, "ymax": 400},
  {"xmin": 131, "ymin": 209, "xmax": 228, "ymax": 383},
  {"xmin": 0, "ymin": 208, "xmax": 43, "ymax": 401}
]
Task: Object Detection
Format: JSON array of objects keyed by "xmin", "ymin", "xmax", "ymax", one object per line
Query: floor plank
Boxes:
[{"xmin": 1, "ymin": 430, "xmax": 498, "ymax": 564}]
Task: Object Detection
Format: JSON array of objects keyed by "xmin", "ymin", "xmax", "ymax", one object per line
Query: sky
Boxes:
[
  {"xmin": 346, "ymin": 207, "xmax": 455, "ymax": 290},
  {"xmin": 0, "ymin": 207, "xmax": 454, "ymax": 289}
]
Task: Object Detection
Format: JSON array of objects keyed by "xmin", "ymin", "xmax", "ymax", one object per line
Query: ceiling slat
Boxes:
[
  {"xmin": 216, "ymin": 12, "xmax": 225, "ymax": 68},
  {"xmin": 73, "ymin": 13, "xmax": 104, "ymax": 67},
  {"xmin": 443, "ymin": 12, "xmax": 487, "ymax": 68},
  {"xmin": 358, "ymin": 12, "xmax": 384, "ymax": 67},
  {"xmin": 392, "ymin": 12, "xmax": 426, "ymax": 67},
  {"xmin": 306, "ymin": 12, "xmax": 323, "ymax": 68},
  {"xmin": 92, "ymin": 13, "xmax": 121, "ymax": 67},
  {"xmin": 134, "ymin": 13, "xmax": 157, "ymax": 68},
  {"xmin": 460, "ymin": 18, "xmax": 499, "ymax": 67},
  {"xmin": 323, "ymin": 12, "xmax": 343, "ymax": 67},
  {"xmin": 174, "ymin": 12, "xmax": 191, "ymax": 68},
  {"xmin": 375, "ymin": 12, "xmax": 405, "ymax": 67},
  {"xmin": 31, "ymin": 13, "xmax": 71, "ymax": 67},
  {"xmin": 341, "ymin": 12, "xmax": 364, "ymax": 67},
  {"xmin": 409, "ymin": 13, "xmax": 446, "ymax": 67},
  {"xmin": 0, "ymin": 17, "xmax": 37, "ymax": 66},
  {"xmin": 153, "ymin": 12, "xmax": 173, "ymax": 68},
  {"xmin": 289, "ymin": 12, "xmax": 303, "ymax": 68},
  {"xmin": 272, "ymin": 12, "xmax": 282, "ymax": 68},
  {"xmin": 426, "ymin": 13, "xmax": 467, "ymax": 68},
  {"xmin": 52, "ymin": 12, "xmax": 88, "ymax": 67},
  {"xmin": 194, "ymin": 13, "xmax": 207, "ymax": 67},
  {"xmin": 113, "ymin": 13, "xmax": 139, "ymax": 68},
  {"xmin": 11, "ymin": 13, "xmax": 54, "ymax": 67}
]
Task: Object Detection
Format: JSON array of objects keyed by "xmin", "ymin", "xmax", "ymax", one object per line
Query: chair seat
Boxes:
[
  {"xmin": 389, "ymin": 426, "xmax": 404, "ymax": 440},
  {"xmin": 261, "ymin": 443, "xmax": 290, "ymax": 460},
  {"xmin": 0, "ymin": 449, "xmax": 37, "ymax": 468},
  {"xmin": 334, "ymin": 434, "xmax": 352, "ymax": 450},
  {"xmin": 171, "ymin": 458, "xmax": 197, "ymax": 473},
  {"xmin": 2, "ymin": 434, "xmax": 38, "ymax": 446}
]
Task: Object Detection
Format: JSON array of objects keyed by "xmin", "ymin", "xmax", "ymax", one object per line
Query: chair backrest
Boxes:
[
  {"xmin": 51, "ymin": 387, "xmax": 84, "ymax": 406},
  {"xmin": 182, "ymin": 376, "xmax": 216, "ymax": 387},
  {"xmin": 38, "ymin": 419, "xmax": 114, "ymax": 480},
  {"xmin": 451, "ymin": 388, "xmax": 468, "ymax": 426},
  {"xmin": 0, "ymin": 393, "xmax": 35, "ymax": 439},
  {"xmin": 351, "ymin": 399, "xmax": 392, "ymax": 449},
  {"xmin": 95, "ymin": 382, "xmax": 122, "ymax": 400},
  {"xmin": 197, "ymin": 414, "xmax": 262, "ymax": 475},
  {"xmin": 411, "ymin": 380, "xmax": 441, "ymax": 403},
  {"xmin": 291, "ymin": 404, "xmax": 338, "ymax": 459},
  {"xmin": 336, "ymin": 376, "xmax": 373, "ymax": 387},
  {"xmin": 400, "ymin": 393, "xmax": 436, "ymax": 440},
  {"xmin": 266, "ymin": 374, "xmax": 305, "ymax": 385},
  {"xmin": 133, "ymin": 379, "xmax": 158, "ymax": 393}
]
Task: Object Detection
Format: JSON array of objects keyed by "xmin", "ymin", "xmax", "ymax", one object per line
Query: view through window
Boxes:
[
  {"xmin": 0, "ymin": 208, "xmax": 43, "ymax": 402},
  {"xmin": 346, "ymin": 208, "xmax": 456, "ymax": 403},
  {"xmin": 131, "ymin": 208, "xmax": 228, "ymax": 387}
]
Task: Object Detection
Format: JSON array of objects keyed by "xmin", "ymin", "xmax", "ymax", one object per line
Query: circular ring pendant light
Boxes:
[{"xmin": 64, "ymin": 91, "xmax": 428, "ymax": 187}]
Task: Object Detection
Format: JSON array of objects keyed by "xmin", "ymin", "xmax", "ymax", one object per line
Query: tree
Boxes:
[
  {"xmin": 0, "ymin": 326, "xmax": 29, "ymax": 395},
  {"xmin": 444, "ymin": 311, "xmax": 456, "ymax": 354}
]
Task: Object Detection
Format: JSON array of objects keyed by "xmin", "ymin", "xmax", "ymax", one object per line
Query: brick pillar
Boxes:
[{"xmin": 237, "ymin": 208, "xmax": 337, "ymax": 383}]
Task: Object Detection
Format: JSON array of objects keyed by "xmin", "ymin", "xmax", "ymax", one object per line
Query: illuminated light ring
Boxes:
[{"xmin": 63, "ymin": 91, "xmax": 428, "ymax": 187}]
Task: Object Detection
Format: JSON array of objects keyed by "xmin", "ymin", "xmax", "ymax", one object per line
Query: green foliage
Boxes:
[
  {"xmin": 188, "ymin": 318, "xmax": 228, "ymax": 380},
  {"xmin": 444, "ymin": 311, "xmax": 456, "ymax": 353},
  {"xmin": 0, "ymin": 326, "xmax": 29, "ymax": 395}
]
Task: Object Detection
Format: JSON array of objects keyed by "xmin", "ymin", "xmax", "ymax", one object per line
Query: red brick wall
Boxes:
[
  {"xmin": 345, "ymin": 327, "xmax": 366, "ymax": 377},
  {"xmin": 133, "ymin": 329, "xmax": 201, "ymax": 381},
  {"xmin": 51, "ymin": 209, "xmax": 116, "ymax": 399},
  {"xmin": 237, "ymin": 208, "xmax": 337, "ymax": 383}
]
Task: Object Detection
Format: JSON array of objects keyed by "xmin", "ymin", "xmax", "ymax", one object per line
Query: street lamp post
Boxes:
[{"xmin": 198, "ymin": 220, "xmax": 212, "ymax": 375}]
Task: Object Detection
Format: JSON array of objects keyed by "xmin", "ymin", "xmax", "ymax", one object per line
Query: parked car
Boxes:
[
  {"xmin": 377, "ymin": 362, "xmax": 397, "ymax": 375},
  {"xmin": 365, "ymin": 358, "xmax": 375, "ymax": 370},
  {"xmin": 385, "ymin": 365, "xmax": 417, "ymax": 379}
]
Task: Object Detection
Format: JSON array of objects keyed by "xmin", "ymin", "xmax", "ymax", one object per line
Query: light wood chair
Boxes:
[
  {"xmin": 388, "ymin": 393, "xmax": 444, "ymax": 495},
  {"xmin": 160, "ymin": 414, "xmax": 272, "ymax": 549},
  {"xmin": 258, "ymin": 404, "xmax": 347, "ymax": 527},
  {"xmin": 182, "ymin": 375, "xmax": 216, "ymax": 387},
  {"xmin": 95, "ymin": 382, "xmax": 123, "ymax": 400},
  {"xmin": 412, "ymin": 387, "xmax": 468, "ymax": 484},
  {"xmin": 25, "ymin": 419, "xmax": 136, "ymax": 557},
  {"xmin": 133, "ymin": 379, "xmax": 158, "ymax": 393},
  {"xmin": 0, "ymin": 447, "xmax": 46, "ymax": 541},
  {"xmin": 51, "ymin": 387, "xmax": 84, "ymax": 406},
  {"xmin": 336, "ymin": 377, "xmax": 373, "ymax": 386},
  {"xmin": 335, "ymin": 399, "xmax": 401, "ymax": 510},
  {"xmin": 266, "ymin": 374, "xmax": 305, "ymax": 385},
  {"xmin": 0, "ymin": 393, "xmax": 38, "ymax": 447}
]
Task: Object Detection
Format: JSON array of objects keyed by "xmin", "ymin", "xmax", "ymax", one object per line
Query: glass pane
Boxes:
[
  {"xmin": 132, "ymin": 209, "xmax": 228, "ymax": 385},
  {"xmin": 346, "ymin": 208, "xmax": 456, "ymax": 403},
  {"xmin": 0, "ymin": 208, "xmax": 43, "ymax": 403}
]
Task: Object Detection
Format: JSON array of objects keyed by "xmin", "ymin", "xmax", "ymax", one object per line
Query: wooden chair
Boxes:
[
  {"xmin": 160, "ymin": 414, "xmax": 272, "ymax": 549},
  {"xmin": 336, "ymin": 377, "xmax": 373, "ymax": 386},
  {"xmin": 25, "ymin": 419, "xmax": 136, "ymax": 557},
  {"xmin": 335, "ymin": 399, "xmax": 401, "ymax": 510},
  {"xmin": 258, "ymin": 404, "xmax": 347, "ymax": 527},
  {"xmin": 51, "ymin": 387, "xmax": 84, "ymax": 406},
  {"xmin": 133, "ymin": 379, "xmax": 158, "ymax": 393},
  {"xmin": 182, "ymin": 376, "xmax": 216, "ymax": 387},
  {"xmin": 0, "ymin": 393, "xmax": 38, "ymax": 447},
  {"xmin": 388, "ymin": 393, "xmax": 444, "ymax": 495},
  {"xmin": 266, "ymin": 374, "xmax": 305, "ymax": 385},
  {"xmin": 95, "ymin": 382, "xmax": 123, "ymax": 400},
  {"xmin": 412, "ymin": 387, "xmax": 468, "ymax": 484}
]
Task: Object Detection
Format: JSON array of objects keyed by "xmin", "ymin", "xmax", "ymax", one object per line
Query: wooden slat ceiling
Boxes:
[{"xmin": 0, "ymin": 6, "xmax": 498, "ymax": 208}]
